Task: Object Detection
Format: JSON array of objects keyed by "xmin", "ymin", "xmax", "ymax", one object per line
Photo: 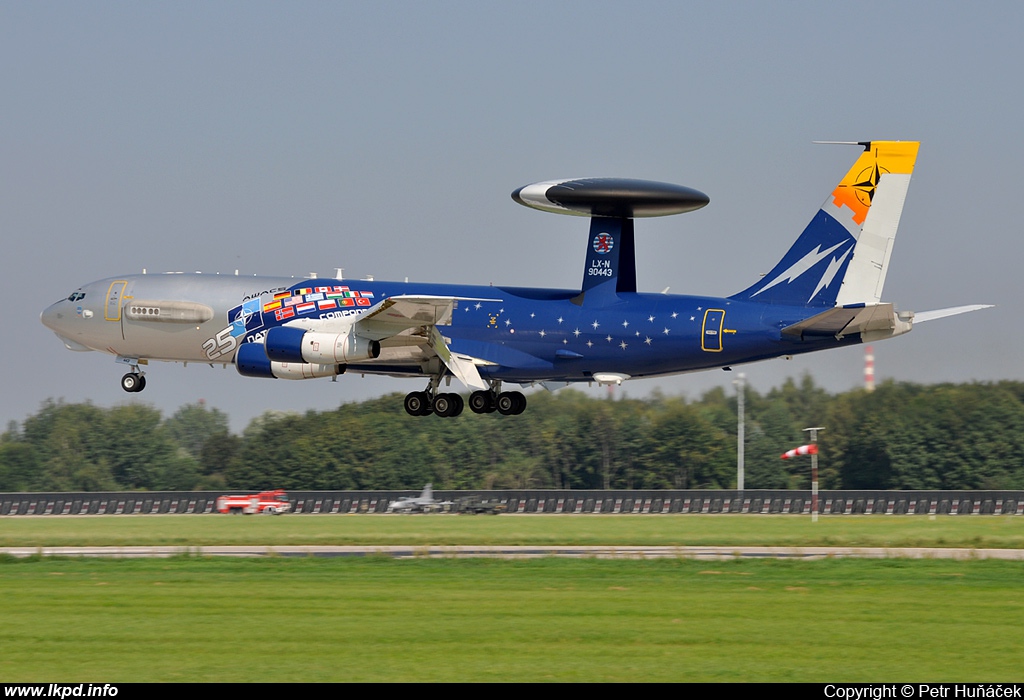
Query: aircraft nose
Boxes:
[{"xmin": 40, "ymin": 300, "xmax": 64, "ymax": 332}]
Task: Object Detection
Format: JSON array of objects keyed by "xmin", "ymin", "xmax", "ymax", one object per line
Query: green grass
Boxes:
[
  {"xmin": 2, "ymin": 513, "xmax": 1024, "ymax": 548},
  {"xmin": 3, "ymin": 516, "xmax": 1022, "ymax": 682},
  {"xmin": 0, "ymin": 556, "xmax": 1021, "ymax": 682}
]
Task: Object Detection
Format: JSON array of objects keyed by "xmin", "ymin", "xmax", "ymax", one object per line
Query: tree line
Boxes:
[{"xmin": 2, "ymin": 377, "xmax": 1023, "ymax": 492}]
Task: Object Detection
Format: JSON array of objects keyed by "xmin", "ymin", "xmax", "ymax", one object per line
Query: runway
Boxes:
[{"xmin": 3, "ymin": 545, "xmax": 1024, "ymax": 560}]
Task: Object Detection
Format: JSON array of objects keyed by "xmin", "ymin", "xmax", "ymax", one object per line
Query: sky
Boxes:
[{"xmin": 3, "ymin": 1, "xmax": 1021, "ymax": 432}]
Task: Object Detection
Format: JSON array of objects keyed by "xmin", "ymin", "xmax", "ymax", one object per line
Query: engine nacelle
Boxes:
[
  {"xmin": 235, "ymin": 342, "xmax": 343, "ymax": 380},
  {"xmin": 264, "ymin": 326, "xmax": 380, "ymax": 364}
]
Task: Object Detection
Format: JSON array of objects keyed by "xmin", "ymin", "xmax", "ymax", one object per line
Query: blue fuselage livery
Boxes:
[{"xmin": 40, "ymin": 142, "xmax": 990, "ymax": 417}]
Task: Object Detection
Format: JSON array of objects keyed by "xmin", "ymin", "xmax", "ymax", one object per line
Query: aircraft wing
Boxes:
[
  {"xmin": 283, "ymin": 295, "xmax": 498, "ymax": 391},
  {"xmin": 353, "ymin": 296, "xmax": 464, "ymax": 340}
]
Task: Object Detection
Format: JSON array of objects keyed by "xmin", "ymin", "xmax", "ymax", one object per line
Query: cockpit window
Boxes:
[{"xmin": 67, "ymin": 292, "xmax": 86, "ymax": 302}]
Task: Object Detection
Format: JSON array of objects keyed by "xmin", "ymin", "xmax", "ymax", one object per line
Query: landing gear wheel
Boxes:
[
  {"xmin": 497, "ymin": 391, "xmax": 526, "ymax": 415},
  {"xmin": 404, "ymin": 391, "xmax": 432, "ymax": 416},
  {"xmin": 433, "ymin": 393, "xmax": 465, "ymax": 418},
  {"xmin": 433, "ymin": 393, "xmax": 454, "ymax": 417},
  {"xmin": 511, "ymin": 391, "xmax": 526, "ymax": 414},
  {"xmin": 469, "ymin": 390, "xmax": 495, "ymax": 414},
  {"xmin": 121, "ymin": 373, "xmax": 145, "ymax": 393}
]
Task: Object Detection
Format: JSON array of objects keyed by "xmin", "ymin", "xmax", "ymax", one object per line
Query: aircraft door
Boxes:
[
  {"xmin": 701, "ymin": 309, "xmax": 725, "ymax": 352},
  {"xmin": 104, "ymin": 281, "xmax": 127, "ymax": 321}
]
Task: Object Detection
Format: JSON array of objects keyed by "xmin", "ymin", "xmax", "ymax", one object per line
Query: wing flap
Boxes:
[{"xmin": 429, "ymin": 327, "xmax": 489, "ymax": 391}]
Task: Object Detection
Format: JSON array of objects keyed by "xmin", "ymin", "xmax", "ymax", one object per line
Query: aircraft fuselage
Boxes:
[{"xmin": 41, "ymin": 273, "xmax": 850, "ymax": 384}]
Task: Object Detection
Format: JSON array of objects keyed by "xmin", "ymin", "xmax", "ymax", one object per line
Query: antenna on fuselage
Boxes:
[{"xmin": 511, "ymin": 178, "xmax": 708, "ymax": 304}]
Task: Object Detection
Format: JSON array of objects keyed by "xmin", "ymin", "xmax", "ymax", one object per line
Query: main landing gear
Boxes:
[
  {"xmin": 469, "ymin": 388, "xmax": 526, "ymax": 415},
  {"xmin": 404, "ymin": 390, "xmax": 464, "ymax": 417},
  {"xmin": 403, "ymin": 381, "xmax": 526, "ymax": 417},
  {"xmin": 120, "ymin": 371, "xmax": 146, "ymax": 393}
]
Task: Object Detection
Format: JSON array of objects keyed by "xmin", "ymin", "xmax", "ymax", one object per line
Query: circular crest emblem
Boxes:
[{"xmin": 592, "ymin": 233, "xmax": 614, "ymax": 254}]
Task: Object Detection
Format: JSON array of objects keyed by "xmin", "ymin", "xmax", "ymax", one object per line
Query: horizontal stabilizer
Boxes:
[
  {"xmin": 913, "ymin": 304, "xmax": 993, "ymax": 323},
  {"xmin": 782, "ymin": 303, "xmax": 907, "ymax": 340}
]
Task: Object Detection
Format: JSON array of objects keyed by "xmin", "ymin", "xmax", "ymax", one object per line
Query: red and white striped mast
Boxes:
[{"xmin": 865, "ymin": 345, "xmax": 875, "ymax": 392}]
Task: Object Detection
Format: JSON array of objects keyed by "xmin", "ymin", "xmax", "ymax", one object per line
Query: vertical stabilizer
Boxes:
[{"xmin": 730, "ymin": 141, "xmax": 919, "ymax": 307}]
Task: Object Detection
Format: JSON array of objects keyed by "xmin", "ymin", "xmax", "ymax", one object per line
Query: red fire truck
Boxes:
[{"xmin": 216, "ymin": 490, "xmax": 291, "ymax": 515}]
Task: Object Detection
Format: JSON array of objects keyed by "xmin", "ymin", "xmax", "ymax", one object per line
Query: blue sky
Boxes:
[{"xmin": 3, "ymin": 1, "xmax": 1021, "ymax": 430}]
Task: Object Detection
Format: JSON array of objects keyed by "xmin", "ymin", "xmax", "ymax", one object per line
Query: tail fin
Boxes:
[{"xmin": 730, "ymin": 141, "xmax": 919, "ymax": 307}]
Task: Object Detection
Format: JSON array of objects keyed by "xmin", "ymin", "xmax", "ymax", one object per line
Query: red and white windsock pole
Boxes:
[
  {"xmin": 782, "ymin": 427, "xmax": 826, "ymax": 522},
  {"xmin": 780, "ymin": 444, "xmax": 818, "ymax": 459},
  {"xmin": 865, "ymin": 345, "xmax": 875, "ymax": 392}
]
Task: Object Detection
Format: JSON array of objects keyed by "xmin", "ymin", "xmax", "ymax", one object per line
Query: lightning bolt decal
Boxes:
[
  {"xmin": 808, "ymin": 246, "xmax": 853, "ymax": 302},
  {"xmin": 751, "ymin": 241, "xmax": 847, "ymax": 298}
]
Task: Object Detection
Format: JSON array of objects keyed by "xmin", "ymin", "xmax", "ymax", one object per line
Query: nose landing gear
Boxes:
[{"xmin": 121, "ymin": 371, "xmax": 146, "ymax": 393}]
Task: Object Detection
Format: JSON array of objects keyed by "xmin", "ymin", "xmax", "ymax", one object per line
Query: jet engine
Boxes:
[
  {"xmin": 235, "ymin": 342, "xmax": 344, "ymax": 380},
  {"xmin": 264, "ymin": 326, "xmax": 381, "ymax": 364}
]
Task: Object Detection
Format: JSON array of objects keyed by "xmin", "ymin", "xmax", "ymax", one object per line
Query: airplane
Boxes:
[
  {"xmin": 41, "ymin": 140, "xmax": 991, "ymax": 417},
  {"xmin": 386, "ymin": 484, "xmax": 452, "ymax": 513}
]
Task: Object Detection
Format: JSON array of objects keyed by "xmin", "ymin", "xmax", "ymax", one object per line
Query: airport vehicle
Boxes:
[
  {"xmin": 386, "ymin": 484, "xmax": 452, "ymax": 513},
  {"xmin": 40, "ymin": 141, "xmax": 990, "ymax": 416},
  {"xmin": 216, "ymin": 489, "xmax": 291, "ymax": 515}
]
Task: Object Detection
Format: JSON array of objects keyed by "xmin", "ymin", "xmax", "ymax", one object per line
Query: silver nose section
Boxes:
[
  {"xmin": 40, "ymin": 300, "xmax": 64, "ymax": 332},
  {"xmin": 41, "ymin": 300, "xmax": 94, "ymax": 352}
]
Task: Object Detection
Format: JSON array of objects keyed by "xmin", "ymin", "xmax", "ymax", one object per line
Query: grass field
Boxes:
[
  {"xmin": 2, "ymin": 515, "xmax": 1022, "ymax": 682},
  {"xmin": 3, "ymin": 513, "xmax": 1024, "ymax": 548},
  {"xmin": 1, "ymin": 555, "xmax": 1022, "ymax": 682}
]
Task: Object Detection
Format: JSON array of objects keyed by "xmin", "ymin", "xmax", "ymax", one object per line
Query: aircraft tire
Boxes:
[
  {"xmin": 121, "ymin": 373, "xmax": 144, "ymax": 393},
  {"xmin": 451, "ymin": 393, "xmax": 464, "ymax": 416},
  {"xmin": 496, "ymin": 392, "xmax": 519, "ymax": 415},
  {"xmin": 512, "ymin": 392, "xmax": 527, "ymax": 414},
  {"xmin": 469, "ymin": 391, "xmax": 494, "ymax": 414},
  {"xmin": 433, "ymin": 393, "xmax": 455, "ymax": 417},
  {"xmin": 404, "ymin": 391, "xmax": 431, "ymax": 416}
]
